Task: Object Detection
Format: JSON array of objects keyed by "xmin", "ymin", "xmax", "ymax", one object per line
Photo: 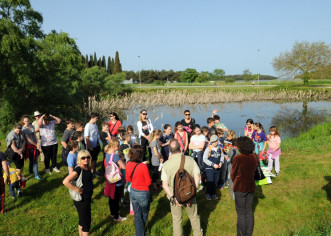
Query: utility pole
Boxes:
[{"xmin": 138, "ymin": 56, "xmax": 141, "ymax": 88}]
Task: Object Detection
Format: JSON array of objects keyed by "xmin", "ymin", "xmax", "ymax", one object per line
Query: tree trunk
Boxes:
[{"xmin": 302, "ymin": 73, "xmax": 309, "ymax": 86}]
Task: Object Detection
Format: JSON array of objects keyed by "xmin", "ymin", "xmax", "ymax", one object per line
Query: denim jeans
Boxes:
[
  {"xmin": 130, "ymin": 187, "xmax": 150, "ymax": 236},
  {"xmin": 234, "ymin": 192, "xmax": 254, "ymax": 236},
  {"xmin": 28, "ymin": 147, "xmax": 39, "ymax": 177},
  {"xmin": 205, "ymin": 169, "xmax": 220, "ymax": 196},
  {"xmin": 9, "ymin": 181, "xmax": 21, "ymax": 197},
  {"xmin": 191, "ymin": 151, "xmax": 204, "ymax": 173}
]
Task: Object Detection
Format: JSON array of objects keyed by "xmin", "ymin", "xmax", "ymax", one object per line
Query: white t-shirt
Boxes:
[
  {"xmin": 84, "ymin": 123, "xmax": 99, "ymax": 148},
  {"xmin": 190, "ymin": 134, "xmax": 206, "ymax": 152}
]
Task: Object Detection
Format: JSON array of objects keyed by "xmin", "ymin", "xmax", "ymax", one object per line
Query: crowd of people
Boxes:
[{"xmin": 0, "ymin": 109, "xmax": 282, "ymax": 236}]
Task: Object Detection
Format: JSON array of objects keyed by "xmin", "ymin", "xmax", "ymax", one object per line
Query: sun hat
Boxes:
[
  {"xmin": 34, "ymin": 111, "xmax": 41, "ymax": 116},
  {"xmin": 210, "ymin": 134, "xmax": 218, "ymax": 143}
]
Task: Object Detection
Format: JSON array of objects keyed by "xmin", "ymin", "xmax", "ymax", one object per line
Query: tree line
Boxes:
[
  {"xmin": 123, "ymin": 69, "xmax": 278, "ymax": 84},
  {"xmin": 0, "ymin": 0, "xmax": 129, "ymax": 134}
]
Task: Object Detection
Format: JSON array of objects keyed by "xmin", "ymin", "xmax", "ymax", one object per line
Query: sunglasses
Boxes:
[
  {"xmin": 142, "ymin": 113, "xmax": 147, "ymax": 115},
  {"xmin": 81, "ymin": 156, "xmax": 91, "ymax": 160},
  {"xmin": 185, "ymin": 113, "xmax": 190, "ymax": 116}
]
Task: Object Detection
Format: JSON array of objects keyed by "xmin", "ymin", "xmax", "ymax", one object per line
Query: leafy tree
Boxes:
[
  {"xmin": 111, "ymin": 58, "xmax": 115, "ymax": 74},
  {"xmin": 311, "ymin": 64, "xmax": 331, "ymax": 80},
  {"xmin": 242, "ymin": 69, "xmax": 253, "ymax": 82},
  {"xmin": 213, "ymin": 69, "xmax": 225, "ymax": 81},
  {"xmin": 272, "ymin": 41, "xmax": 331, "ymax": 86},
  {"xmin": 114, "ymin": 51, "xmax": 121, "ymax": 74},
  {"xmin": 180, "ymin": 68, "xmax": 199, "ymax": 83},
  {"xmin": 104, "ymin": 72, "xmax": 131, "ymax": 97},
  {"xmin": 79, "ymin": 66, "xmax": 107, "ymax": 101},
  {"xmin": 196, "ymin": 71, "xmax": 210, "ymax": 83}
]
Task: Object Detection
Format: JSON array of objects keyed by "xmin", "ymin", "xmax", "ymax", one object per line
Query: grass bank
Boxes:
[
  {"xmin": 87, "ymin": 87, "xmax": 331, "ymax": 117},
  {"xmin": 0, "ymin": 122, "xmax": 330, "ymax": 235}
]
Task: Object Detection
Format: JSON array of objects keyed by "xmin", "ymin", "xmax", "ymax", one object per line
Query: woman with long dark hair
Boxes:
[
  {"xmin": 126, "ymin": 145, "xmax": 151, "ymax": 236},
  {"xmin": 231, "ymin": 136, "xmax": 257, "ymax": 236},
  {"xmin": 137, "ymin": 109, "xmax": 153, "ymax": 161},
  {"xmin": 108, "ymin": 112, "xmax": 122, "ymax": 138}
]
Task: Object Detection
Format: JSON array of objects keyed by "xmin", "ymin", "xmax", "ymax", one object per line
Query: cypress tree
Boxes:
[
  {"xmin": 114, "ymin": 51, "xmax": 121, "ymax": 74},
  {"xmin": 107, "ymin": 56, "xmax": 112, "ymax": 74},
  {"xmin": 89, "ymin": 55, "xmax": 93, "ymax": 67},
  {"xmin": 97, "ymin": 58, "xmax": 101, "ymax": 67},
  {"xmin": 93, "ymin": 52, "xmax": 97, "ymax": 66},
  {"xmin": 102, "ymin": 56, "xmax": 106, "ymax": 68},
  {"xmin": 81, "ymin": 55, "xmax": 85, "ymax": 65},
  {"xmin": 111, "ymin": 58, "xmax": 115, "ymax": 74},
  {"xmin": 85, "ymin": 54, "xmax": 89, "ymax": 67}
]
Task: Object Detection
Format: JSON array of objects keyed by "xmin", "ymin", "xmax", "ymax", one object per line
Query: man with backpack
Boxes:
[{"xmin": 161, "ymin": 139, "xmax": 203, "ymax": 236}]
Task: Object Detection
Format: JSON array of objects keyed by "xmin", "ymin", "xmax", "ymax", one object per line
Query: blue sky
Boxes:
[{"xmin": 30, "ymin": 0, "xmax": 331, "ymax": 76}]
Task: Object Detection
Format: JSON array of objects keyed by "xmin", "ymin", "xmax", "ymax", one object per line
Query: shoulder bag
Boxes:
[{"xmin": 69, "ymin": 166, "xmax": 83, "ymax": 201}]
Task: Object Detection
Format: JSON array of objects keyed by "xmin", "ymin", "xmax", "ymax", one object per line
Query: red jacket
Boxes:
[
  {"xmin": 231, "ymin": 153, "xmax": 257, "ymax": 193},
  {"xmin": 126, "ymin": 162, "xmax": 151, "ymax": 191}
]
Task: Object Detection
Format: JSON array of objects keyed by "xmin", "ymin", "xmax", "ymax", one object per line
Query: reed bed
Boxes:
[{"xmin": 87, "ymin": 88, "xmax": 330, "ymax": 116}]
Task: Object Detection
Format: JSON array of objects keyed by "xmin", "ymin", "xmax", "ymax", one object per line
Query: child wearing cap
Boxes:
[{"xmin": 203, "ymin": 134, "xmax": 224, "ymax": 200}]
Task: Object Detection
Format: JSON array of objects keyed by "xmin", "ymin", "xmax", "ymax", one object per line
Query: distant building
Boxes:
[{"xmin": 122, "ymin": 78, "xmax": 133, "ymax": 84}]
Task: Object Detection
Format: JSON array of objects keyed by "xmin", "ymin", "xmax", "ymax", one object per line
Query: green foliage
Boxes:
[
  {"xmin": 153, "ymin": 80, "xmax": 165, "ymax": 85},
  {"xmin": 104, "ymin": 72, "xmax": 132, "ymax": 97},
  {"xmin": 195, "ymin": 71, "xmax": 210, "ymax": 83},
  {"xmin": 212, "ymin": 69, "xmax": 225, "ymax": 80},
  {"xmin": 114, "ymin": 51, "xmax": 122, "ymax": 74},
  {"xmin": 225, "ymin": 77, "xmax": 235, "ymax": 83},
  {"xmin": 242, "ymin": 69, "xmax": 253, "ymax": 81},
  {"xmin": 272, "ymin": 41, "xmax": 331, "ymax": 86},
  {"xmin": 79, "ymin": 66, "xmax": 107, "ymax": 100},
  {"xmin": 180, "ymin": 68, "xmax": 199, "ymax": 83}
]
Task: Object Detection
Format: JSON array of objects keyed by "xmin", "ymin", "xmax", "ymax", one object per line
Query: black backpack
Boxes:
[{"xmin": 173, "ymin": 154, "xmax": 197, "ymax": 204}]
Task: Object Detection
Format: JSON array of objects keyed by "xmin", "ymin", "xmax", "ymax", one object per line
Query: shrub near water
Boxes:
[
  {"xmin": 87, "ymin": 88, "xmax": 331, "ymax": 117},
  {"xmin": 0, "ymin": 122, "xmax": 330, "ymax": 235}
]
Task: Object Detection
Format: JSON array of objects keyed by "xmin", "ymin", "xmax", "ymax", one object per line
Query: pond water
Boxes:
[{"xmin": 121, "ymin": 101, "xmax": 331, "ymax": 140}]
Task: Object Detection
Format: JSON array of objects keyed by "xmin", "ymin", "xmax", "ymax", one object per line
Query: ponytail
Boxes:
[{"xmin": 149, "ymin": 129, "xmax": 162, "ymax": 143}]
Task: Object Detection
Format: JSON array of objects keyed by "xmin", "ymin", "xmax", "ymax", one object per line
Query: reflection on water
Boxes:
[{"xmin": 122, "ymin": 101, "xmax": 331, "ymax": 139}]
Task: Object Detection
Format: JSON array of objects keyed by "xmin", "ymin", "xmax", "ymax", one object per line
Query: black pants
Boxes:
[
  {"xmin": 234, "ymin": 192, "xmax": 254, "ymax": 236},
  {"xmin": 108, "ymin": 185, "xmax": 124, "ymax": 219},
  {"xmin": 140, "ymin": 136, "xmax": 151, "ymax": 162},
  {"xmin": 42, "ymin": 143, "xmax": 58, "ymax": 169},
  {"xmin": 62, "ymin": 147, "xmax": 69, "ymax": 166},
  {"xmin": 74, "ymin": 197, "xmax": 91, "ymax": 232},
  {"xmin": 218, "ymin": 159, "xmax": 228, "ymax": 186}
]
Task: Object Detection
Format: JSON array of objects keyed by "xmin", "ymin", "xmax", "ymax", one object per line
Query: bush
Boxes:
[{"xmin": 225, "ymin": 78, "xmax": 235, "ymax": 83}]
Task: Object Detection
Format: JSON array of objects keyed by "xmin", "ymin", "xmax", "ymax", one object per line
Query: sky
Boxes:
[{"xmin": 30, "ymin": 0, "xmax": 331, "ymax": 76}]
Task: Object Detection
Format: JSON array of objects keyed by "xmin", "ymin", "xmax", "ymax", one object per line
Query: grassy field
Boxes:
[{"xmin": 0, "ymin": 122, "xmax": 330, "ymax": 235}]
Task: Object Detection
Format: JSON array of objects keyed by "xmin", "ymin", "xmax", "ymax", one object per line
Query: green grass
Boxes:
[{"xmin": 1, "ymin": 122, "xmax": 331, "ymax": 235}]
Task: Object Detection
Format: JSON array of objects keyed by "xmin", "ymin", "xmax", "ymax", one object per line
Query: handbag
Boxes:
[
  {"xmin": 254, "ymin": 154, "xmax": 266, "ymax": 181},
  {"xmin": 105, "ymin": 154, "xmax": 122, "ymax": 183},
  {"xmin": 69, "ymin": 166, "xmax": 83, "ymax": 201}
]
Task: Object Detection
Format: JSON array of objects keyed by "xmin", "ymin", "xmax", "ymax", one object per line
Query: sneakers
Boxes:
[
  {"xmin": 206, "ymin": 195, "xmax": 212, "ymax": 200},
  {"xmin": 35, "ymin": 176, "xmax": 42, "ymax": 180},
  {"xmin": 17, "ymin": 190, "xmax": 22, "ymax": 197},
  {"xmin": 53, "ymin": 167, "xmax": 60, "ymax": 173},
  {"xmin": 224, "ymin": 183, "xmax": 229, "ymax": 189},
  {"xmin": 130, "ymin": 210, "xmax": 134, "ymax": 215},
  {"xmin": 212, "ymin": 194, "xmax": 219, "ymax": 200},
  {"xmin": 114, "ymin": 216, "xmax": 127, "ymax": 222},
  {"xmin": 45, "ymin": 169, "xmax": 52, "ymax": 175},
  {"xmin": 276, "ymin": 172, "xmax": 279, "ymax": 176}
]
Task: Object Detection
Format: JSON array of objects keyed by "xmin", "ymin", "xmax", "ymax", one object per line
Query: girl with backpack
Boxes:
[
  {"xmin": 104, "ymin": 139, "xmax": 127, "ymax": 222},
  {"xmin": 174, "ymin": 121, "xmax": 188, "ymax": 155},
  {"xmin": 149, "ymin": 129, "xmax": 163, "ymax": 192}
]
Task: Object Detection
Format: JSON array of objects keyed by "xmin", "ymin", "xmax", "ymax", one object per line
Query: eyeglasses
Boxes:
[
  {"xmin": 81, "ymin": 156, "xmax": 91, "ymax": 160},
  {"xmin": 185, "ymin": 113, "xmax": 190, "ymax": 116},
  {"xmin": 142, "ymin": 113, "xmax": 147, "ymax": 115}
]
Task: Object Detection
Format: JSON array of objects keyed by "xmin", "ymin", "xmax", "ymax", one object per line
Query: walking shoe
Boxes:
[
  {"xmin": 212, "ymin": 194, "xmax": 219, "ymax": 200},
  {"xmin": 130, "ymin": 210, "xmax": 134, "ymax": 215},
  {"xmin": 17, "ymin": 190, "xmax": 22, "ymax": 197},
  {"xmin": 11, "ymin": 196, "xmax": 15, "ymax": 200},
  {"xmin": 35, "ymin": 176, "xmax": 42, "ymax": 180},
  {"xmin": 224, "ymin": 183, "xmax": 229, "ymax": 189},
  {"xmin": 114, "ymin": 216, "xmax": 127, "ymax": 222},
  {"xmin": 206, "ymin": 195, "xmax": 212, "ymax": 200},
  {"xmin": 276, "ymin": 172, "xmax": 279, "ymax": 176},
  {"xmin": 53, "ymin": 167, "xmax": 60, "ymax": 173},
  {"xmin": 45, "ymin": 169, "xmax": 52, "ymax": 175}
]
